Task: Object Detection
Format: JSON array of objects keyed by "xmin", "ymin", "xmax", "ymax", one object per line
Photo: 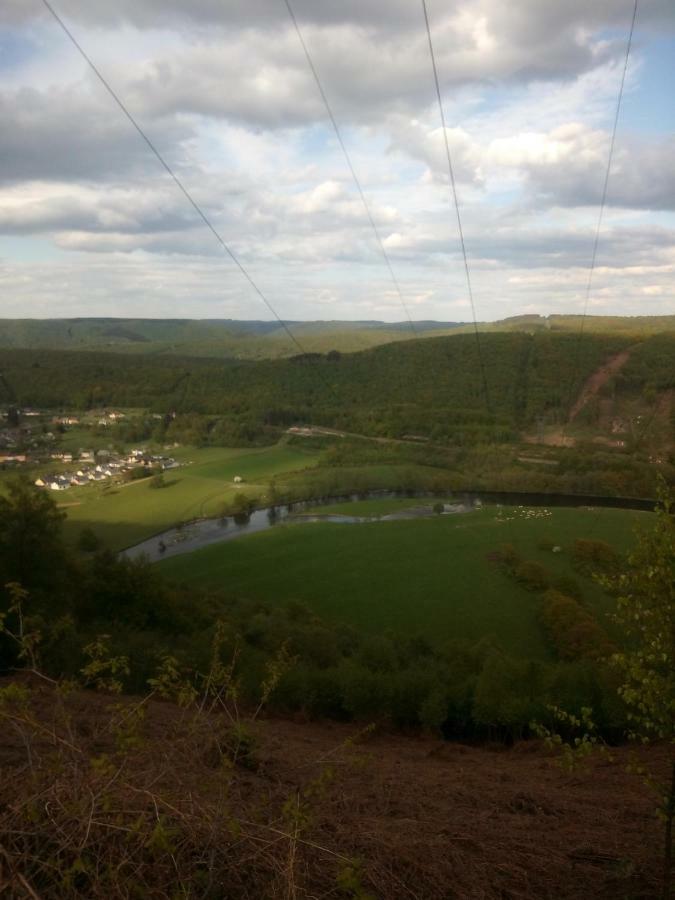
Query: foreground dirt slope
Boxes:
[
  {"xmin": 0, "ymin": 683, "xmax": 665, "ymax": 899},
  {"xmin": 263, "ymin": 718, "xmax": 663, "ymax": 899}
]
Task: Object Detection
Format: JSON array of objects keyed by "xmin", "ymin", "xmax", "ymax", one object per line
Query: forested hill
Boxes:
[
  {"xmin": 0, "ymin": 315, "xmax": 672, "ymax": 360},
  {"xmin": 1, "ymin": 332, "xmax": 672, "ymax": 445},
  {"xmin": 0, "ymin": 317, "xmax": 462, "ymax": 359}
]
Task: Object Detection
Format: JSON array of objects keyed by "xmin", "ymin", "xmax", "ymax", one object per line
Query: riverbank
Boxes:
[{"xmin": 123, "ymin": 488, "xmax": 655, "ymax": 562}]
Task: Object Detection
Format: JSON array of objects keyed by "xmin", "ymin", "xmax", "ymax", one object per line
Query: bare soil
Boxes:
[
  {"xmin": 524, "ymin": 348, "xmax": 637, "ymax": 447},
  {"xmin": 0, "ymin": 681, "xmax": 667, "ymax": 899},
  {"xmin": 568, "ymin": 349, "xmax": 634, "ymax": 423}
]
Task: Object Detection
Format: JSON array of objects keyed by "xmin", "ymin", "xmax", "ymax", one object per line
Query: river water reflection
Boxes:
[{"xmin": 121, "ymin": 489, "xmax": 653, "ymax": 563}]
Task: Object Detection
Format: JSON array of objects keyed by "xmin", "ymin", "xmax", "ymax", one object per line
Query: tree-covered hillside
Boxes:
[
  {"xmin": 1, "ymin": 334, "xmax": 628, "ymax": 427},
  {"xmin": 1, "ymin": 331, "xmax": 656, "ymax": 445}
]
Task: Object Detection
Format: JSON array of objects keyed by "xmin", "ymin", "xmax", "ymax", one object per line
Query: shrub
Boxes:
[
  {"xmin": 539, "ymin": 589, "xmax": 615, "ymax": 661},
  {"xmin": 496, "ymin": 543, "xmax": 520, "ymax": 569},
  {"xmin": 572, "ymin": 539, "xmax": 620, "ymax": 575},
  {"xmin": 551, "ymin": 574, "xmax": 584, "ymax": 601},
  {"xmin": 77, "ymin": 527, "xmax": 101, "ymax": 553},
  {"xmin": 514, "ymin": 560, "xmax": 551, "ymax": 592}
]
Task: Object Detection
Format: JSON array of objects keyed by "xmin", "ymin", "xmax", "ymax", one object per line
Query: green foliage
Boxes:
[
  {"xmin": 0, "ymin": 331, "xmax": 647, "ymax": 443},
  {"xmin": 146, "ymin": 654, "xmax": 198, "ymax": 708},
  {"xmin": 473, "ymin": 651, "xmax": 546, "ymax": 734},
  {"xmin": 77, "ymin": 527, "xmax": 101, "ymax": 553},
  {"xmin": 419, "ymin": 688, "xmax": 449, "ymax": 734},
  {"xmin": 535, "ymin": 485, "xmax": 675, "ymax": 898},
  {"xmin": 0, "ymin": 582, "xmax": 42, "ymax": 669},
  {"xmin": 0, "ymin": 471, "xmax": 661, "ymax": 745},
  {"xmin": 531, "ymin": 706, "xmax": 607, "ymax": 773},
  {"xmin": 0, "ymin": 478, "xmax": 66, "ymax": 595},
  {"xmin": 604, "ymin": 486, "xmax": 674, "ymax": 742},
  {"xmin": 80, "ymin": 636, "xmax": 130, "ymax": 694},
  {"xmin": 336, "ymin": 859, "xmax": 377, "ymax": 899}
]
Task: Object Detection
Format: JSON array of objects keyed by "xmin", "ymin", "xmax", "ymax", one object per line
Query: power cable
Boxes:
[
  {"xmin": 283, "ymin": 0, "xmax": 418, "ymax": 338},
  {"xmin": 563, "ymin": 0, "xmax": 639, "ymax": 418},
  {"xmin": 421, "ymin": 0, "xmax": 491, "ymax": 413},
  {"xmin": 40, "ymin": 0, "xmax": 308, "ymax": 357},
  {"xmin": 579, "ymin": 0, "xmax": 638, "ymax": 338}
]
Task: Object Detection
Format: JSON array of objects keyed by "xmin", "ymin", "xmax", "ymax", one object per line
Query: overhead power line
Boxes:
[
  {"xmin": 578, "ymin": 0, "xmax": 639, "ymax": 337},
  {"xmin": 40, "ymin": 0, "xmax": 307, "ymax": 356},
  {"xmin": 421, "ymin": 0, "xmax": 491, "ymax": 413},
  {"xmin": 283, "ymin": 0, "xmax": 418, "ymax": 338},
  {"xmin": 563, "ymin": 0, "xmax": 638, "ymax": 418}
]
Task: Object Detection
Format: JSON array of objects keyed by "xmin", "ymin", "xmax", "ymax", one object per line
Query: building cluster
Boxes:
[{"xmin": 34, "ymin": 449, "xmax": 179, "ymax": 492}]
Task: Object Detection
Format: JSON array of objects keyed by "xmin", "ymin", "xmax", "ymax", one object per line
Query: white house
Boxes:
[{"xmin": 49, "ymin": 450, "xmax": 73, "ymax": 462}]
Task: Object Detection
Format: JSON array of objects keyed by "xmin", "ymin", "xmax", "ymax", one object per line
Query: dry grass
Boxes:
[{"xmin": 0, "ymin": 677, "xmax": 666, "ymax": 899}]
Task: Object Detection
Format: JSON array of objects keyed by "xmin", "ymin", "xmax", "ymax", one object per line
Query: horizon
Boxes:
[{"xmin": 0, "ymin": 312, "xmax": 672, "ymax": 324}]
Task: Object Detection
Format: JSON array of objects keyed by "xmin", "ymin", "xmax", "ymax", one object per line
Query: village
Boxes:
[
  {"xmin": 0, "ymin": 406, "xmax": 180, "ymax": 492},
  {"xmin": 34, "ymin": 447, "xmax": 180, "ymax": 492}
]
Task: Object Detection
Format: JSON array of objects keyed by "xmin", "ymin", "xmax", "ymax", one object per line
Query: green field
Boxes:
[
  {"xmin": 158, "ymin": 503, "xmax": 650, "ymax": 659},
  {"xmin": 62, "ymin": 443, "xmax": 319, "ymax": 550}
]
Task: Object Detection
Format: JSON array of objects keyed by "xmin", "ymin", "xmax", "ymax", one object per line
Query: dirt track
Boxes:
[{"xmin": 568, "ymin": 348, "xmax": 634, "ymax": 423}]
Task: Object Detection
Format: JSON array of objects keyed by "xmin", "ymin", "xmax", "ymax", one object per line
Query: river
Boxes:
[{"xmin": 120, "ymin": 489, "xmax": 654, "ymax": 563}]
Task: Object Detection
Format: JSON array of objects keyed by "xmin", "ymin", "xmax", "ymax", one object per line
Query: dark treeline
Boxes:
[
  {"xmin": 304, "ymin": 435, "xmax": 670, "ymax": 499},
  {"xmin": 2, "ymin": 332, "xmax": 663, "ymax": 446}
]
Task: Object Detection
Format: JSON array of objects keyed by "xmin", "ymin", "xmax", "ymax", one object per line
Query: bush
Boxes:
[
  {"xmin": 552, "ymin": 574, "xmax": 584, "ymax": 601},
  {"xmin": 572, "ymin": 539, "xmax": 620, "ymax": 575},
  {"xmin": 539, "ymin": 589, "xmax": 615, "ymax": 661},
  {"xmin": 496, "ymin": 543, "xmax": 520, "ymax": 569},
  {"xmin": 513, "ymin": 560, "xmax": 551, "ymax": 592},
  {"xmin": 77, "ymin": 526, "xmax": 101, "ymax": 553}
]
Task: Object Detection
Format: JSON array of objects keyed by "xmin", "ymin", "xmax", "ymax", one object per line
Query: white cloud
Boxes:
[{"xmin": 0, "ymin": 0, "xmax": 673, "ymax": 320}]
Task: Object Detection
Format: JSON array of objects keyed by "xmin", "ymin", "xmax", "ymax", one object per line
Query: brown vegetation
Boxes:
[
  {"xmin": 540, "ymin": 589, "xmax": 616, "ymax": 661},
  {"xmin": 0, "ymin": 677, "xmax": 667, "ymax": 899}
]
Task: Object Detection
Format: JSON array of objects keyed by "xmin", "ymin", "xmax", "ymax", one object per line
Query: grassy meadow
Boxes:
[
  {"xmin": 158, "ymin": 501, "xmax": 650, "ymax": 659},
  {"xmin": 61, "ymin": 443, "xmax": 319, "ymax": 550}
]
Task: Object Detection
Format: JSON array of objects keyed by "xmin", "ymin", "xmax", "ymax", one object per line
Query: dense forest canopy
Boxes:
[{"xmin": 2, "ymin": 332, "xmax": 672, "ymax": 448}]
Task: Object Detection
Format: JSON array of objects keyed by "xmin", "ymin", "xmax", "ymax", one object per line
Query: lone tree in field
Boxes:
[{"xmin": 604, "ymin": 483, "xmax": 674, "ymax": 899}]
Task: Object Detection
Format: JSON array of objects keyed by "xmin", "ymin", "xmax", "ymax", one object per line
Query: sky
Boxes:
[{"xmin": 0, "ymin": 0, "xmax": 673, "ymax": 323}]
